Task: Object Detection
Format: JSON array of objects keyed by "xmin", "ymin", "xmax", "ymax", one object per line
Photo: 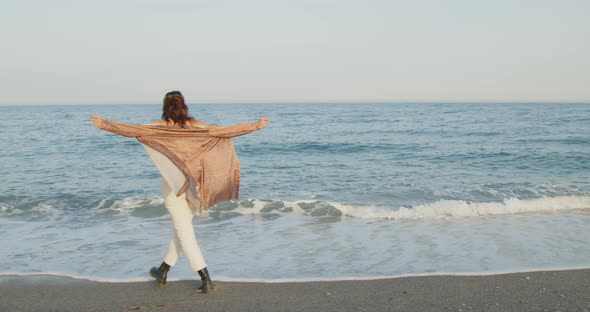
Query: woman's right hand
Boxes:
[
  {"xmin": 256, "ymin": 118, "xmax": 270, "ymax": 129},
  {"xmin": 91, "ymin": 114, "xmax": 104, "ymax": 128}
]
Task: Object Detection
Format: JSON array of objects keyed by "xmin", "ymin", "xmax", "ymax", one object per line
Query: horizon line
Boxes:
[{"xmin": 1, "ymin": 100, "xmax": 590, "ymax": 107}]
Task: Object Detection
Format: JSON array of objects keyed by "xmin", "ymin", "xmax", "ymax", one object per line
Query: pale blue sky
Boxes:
[{"xmin": 1, "ymin": 0, "xmax": 589, "ymax": 105}]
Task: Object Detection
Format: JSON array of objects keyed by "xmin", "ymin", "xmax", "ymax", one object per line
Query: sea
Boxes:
[{"xmin": 1, "ymin": 103, "xmax": 589, "ymax": 282}]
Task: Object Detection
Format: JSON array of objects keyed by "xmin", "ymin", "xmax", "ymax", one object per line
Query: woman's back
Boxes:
[{"xmin": 150, "ymin": 119, "xmax": 209, "ymax": 128}]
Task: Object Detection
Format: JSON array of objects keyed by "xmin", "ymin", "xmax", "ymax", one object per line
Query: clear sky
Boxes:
[{"xmin": 1, "ymin": 0, "xmax": 589, "ymax": 105}]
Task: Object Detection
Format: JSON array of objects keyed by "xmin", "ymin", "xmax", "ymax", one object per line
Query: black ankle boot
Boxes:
[
  {"xmin": 149, "ymin": 262, "xmax": 170, "ymax": 287},
  {"xmin": 196, "ymin": 267, "xmax": 215, "ymax": 294}
]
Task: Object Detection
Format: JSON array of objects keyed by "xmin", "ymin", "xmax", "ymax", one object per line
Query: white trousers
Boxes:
[
  {"xmin": 161, "ymin": 178, "xmax": 207, "ymax": 272},
  {"xmin": 142, "ymin": 144, "xmax": 207, "ymax": 272}
]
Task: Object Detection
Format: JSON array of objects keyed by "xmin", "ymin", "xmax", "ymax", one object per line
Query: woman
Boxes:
[{"xmin": 91, "ymin": 91, "xmax": 268, "ymax": 294}]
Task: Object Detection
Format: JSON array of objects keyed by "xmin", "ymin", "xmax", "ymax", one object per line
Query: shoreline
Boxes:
[
  {"xmin": 2, "ymin": 265, "xmax": 590, "ymax": 284},
  {"xmin": 1, "ymin": 269, "xmax": 589, "ymax": 312}
]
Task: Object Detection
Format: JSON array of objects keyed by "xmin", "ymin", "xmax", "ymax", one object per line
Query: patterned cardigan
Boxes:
[{"xmin": 93, "ymin": 117, "xmax": 264, "ymax": 213}]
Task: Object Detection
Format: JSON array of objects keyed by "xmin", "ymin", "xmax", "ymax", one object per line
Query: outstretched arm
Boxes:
[
  {"xmin": 90, "ymin": 114, "xmax": 155, "ymax": 137},
  {"xmin": 92, "ymin": 114, "xmax": 269, "ymax": 138},
  {"xmin": 207, "ymin": 118, "xmax": 270, "ymax": 138}
]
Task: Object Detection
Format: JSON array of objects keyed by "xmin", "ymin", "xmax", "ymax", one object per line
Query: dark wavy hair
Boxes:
[{"xmin": 162, "ymin": 91, "xmax": 194, "ymax": 126}]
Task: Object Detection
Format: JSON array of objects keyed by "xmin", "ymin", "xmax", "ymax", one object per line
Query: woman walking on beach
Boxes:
[{"xmin": 91, "ymin": 91, "xmax": 269, "ymax": 293}]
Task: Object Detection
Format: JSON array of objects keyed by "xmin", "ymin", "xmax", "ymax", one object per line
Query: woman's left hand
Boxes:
[{"xmin": 256, "ymin": 117, "xmax": 270, "ymax": 129}]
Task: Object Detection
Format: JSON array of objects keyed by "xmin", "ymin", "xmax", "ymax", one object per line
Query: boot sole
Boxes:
[
  {"xmin": 149, "ymin": 271, "xmax": 166, "ymax": 287},
  {"xmin": 196, "ymin": 285, "xmax": 217, "ymax": 294}
]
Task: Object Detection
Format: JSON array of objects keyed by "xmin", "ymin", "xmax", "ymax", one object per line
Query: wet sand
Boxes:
[{"xmin": 1, "ymin": 269, "xmax": 589, "ymax": 312}]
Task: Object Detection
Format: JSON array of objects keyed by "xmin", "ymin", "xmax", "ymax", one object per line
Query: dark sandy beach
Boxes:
[{"xmin": 1, "ymin": 269, "xmax": 589, "ymax": 312}]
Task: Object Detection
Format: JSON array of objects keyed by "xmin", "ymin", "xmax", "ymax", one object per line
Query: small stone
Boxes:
[{"xmin": 526, "ymin": 276, "xmax": 530, "ymax": 280}]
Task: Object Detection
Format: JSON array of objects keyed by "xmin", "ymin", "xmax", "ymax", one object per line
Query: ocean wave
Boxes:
[
  {"xmin": 2, "ymin": 194, "xmax": 589, "ymax": 220},
  {"xmin": 0, "ymin": 194, "xmax": 166, "ymax": 218},
  {"xmin": 207, "ymin": 195, "xmax": 590, "ymax": 220},
  {"xmin": 91, "ymin": 196, "xmax": 165, "ymax": 218},
  {"xmin": 0, "ymin": 200, "xmax": 59, "ymax": 217},
  {"xmin": 334, "ymin": 195, "xmax": 590, "ymax": 219}
]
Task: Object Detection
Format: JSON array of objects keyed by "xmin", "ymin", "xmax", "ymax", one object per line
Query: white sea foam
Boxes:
[
  {"xmin": 0, "ymin": 202, "xmax": 57, "ymax": 216},
  {"xmin": 2, "ymin": 195, "xmax": 589, "ymax": 283},
  {"xmin": 329, "ymin": 195, "xmax": 590, "ymax": 219},
  {"xmin": 227, "ymin": 195, "xmax": 590, "ymax": 220},
  {"xmin": 0, "ymin": 272, "xmax": 150, "ymax": 283},
  {"xmin": 106, "ymin": 196, "xmax": 164, "ymax": 216},
  {"xmin": 2, "ymin": 266, "xmax": 590, "ymax": 284},
  {"xmin": 0, "ymin": 205, "xmax": 24, "ymax": 216},
  {"xmin": 3, "ymin": 195, "xmax": 589, "ymax": 220},
  {"xmin": 31, "ymin": 202, "xmax": 58, "ymax": 214}
]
